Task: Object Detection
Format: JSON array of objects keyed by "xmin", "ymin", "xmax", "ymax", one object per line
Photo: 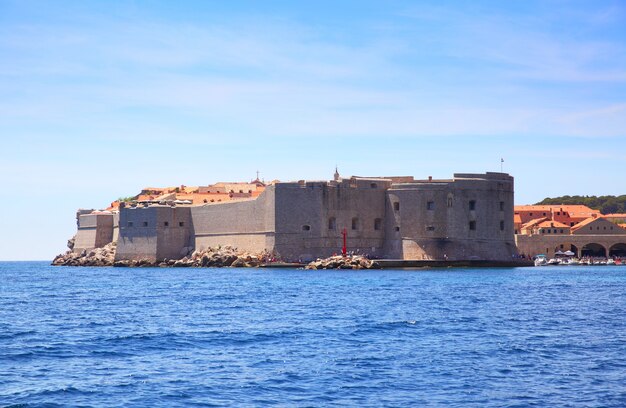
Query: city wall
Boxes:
[
  {"xmin": 273, "ymin": 178, "xmax": 391, "ymax": 261},
  {"xmin": 385, "ymin": 173, "xmax": 516, "ymax": 261},
  {"xmin": 190, "ymin": 186, "xmax": 276, "ymax": 253},
  {"xmin": 73, "ymin": 212, "xmax": 116, "ymax": 253},
  {"xmin": 115, "ymin": 205, "xmax": 192, "ymax": 262}
]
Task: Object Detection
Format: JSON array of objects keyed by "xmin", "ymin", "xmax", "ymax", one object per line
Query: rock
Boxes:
[
  {"xmin": 67, "ymin": 236, "xmax": 76, "ymax": 250},
  {"xmin": 231, "ymin": 258, "xmax": 246, "ymax": 267},
  {"xmin": 305, "ymin": 255, "xmax": 378, "ymax": 270}
]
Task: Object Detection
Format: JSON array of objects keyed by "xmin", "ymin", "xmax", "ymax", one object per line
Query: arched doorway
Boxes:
[
  {"xmin": 581, "ymin": 243, "xmax": 606, "ymax": 257},
  {"xmin": 609, "ymin": 243, "xmax": 626, "ymax": 257}
]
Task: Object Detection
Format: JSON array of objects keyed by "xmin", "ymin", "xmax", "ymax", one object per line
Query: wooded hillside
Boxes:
[{"xmin": 535, "ymin": 195, "xmax": 626, "ymax": 215}]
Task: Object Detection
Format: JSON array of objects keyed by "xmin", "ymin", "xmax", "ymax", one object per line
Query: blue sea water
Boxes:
[{"xmin": 1, "ymin": 262, "xmax": 626, "ymax": 407}]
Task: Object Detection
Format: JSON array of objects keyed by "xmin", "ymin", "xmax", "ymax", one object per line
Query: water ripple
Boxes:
[{"xmin": 1, "ymin": 262, "xmax": 626, "ymax": 407}]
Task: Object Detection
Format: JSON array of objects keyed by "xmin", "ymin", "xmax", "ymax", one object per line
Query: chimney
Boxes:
[{"xmin": 428, "ymin": 176, "xmax": 432, "ymax": 182}]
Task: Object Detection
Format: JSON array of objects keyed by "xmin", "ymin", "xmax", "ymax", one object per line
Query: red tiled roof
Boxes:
[{"xmin": 536, "ymin": 220, "xmax": 570, "ymax": 229}]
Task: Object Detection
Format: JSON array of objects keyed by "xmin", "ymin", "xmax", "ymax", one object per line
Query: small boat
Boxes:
[
  {"xmin": 559, "ymin": 258, "xmax": 579, "ymax": 266},
  {"xmin": 534, "ymin": 255, "xmax": 548, "ymax": 267},
  {"xmin": 547, "ymin": 258, "xmax": 560, "ymax": 266},
  {"xmin": 607, "ymin": 258, "xmax": 616, "ymax": 265}
]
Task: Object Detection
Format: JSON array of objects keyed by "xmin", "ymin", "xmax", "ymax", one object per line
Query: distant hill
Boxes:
[{"xmin": 535, "ymin": 195, "xmax": 626, "ymax": 215}]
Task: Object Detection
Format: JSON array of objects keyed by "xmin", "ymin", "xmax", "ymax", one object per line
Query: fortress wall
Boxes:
[
  {"xmin": 155, "ymin": 207, "xmax": 193, "ymax": 261},
  {"xmin": 385, "ymin": 173, "xmax": 516, "ymax": 260},
  {"xmin": 73, "ymin": 213, "xmax": 114, "ymax": 252},
  {"xmin": 190, "ymin": 186, "xmax": 275, "ymax": 253},
  {"xmin": 273, "ymin": 179, "xmax": 390, "ymax": 261},
  {"xmin": 115, "ymin": 206, "xmax": 192, "ymax": 262},
  {"xmin": 112, "ymin": 213, "xmax": 119, "ymax": 242}
]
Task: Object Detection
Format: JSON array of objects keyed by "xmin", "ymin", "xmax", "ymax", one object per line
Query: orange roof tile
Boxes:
[
  {"xmin": 536, "ymin": 220, "xmax": 570, "ymax": 229},
  {"xmin": 514, "ymin": 205, "xmax": 600, "ymax": 217},
  {"xmin": 514, "ymin": 205, "xmax": 554, "ymax": 212},
  {"xmin": 520, "ymin": 217, "xmax": 549, "ymax": 230},
  {"xmin": 570, "ymin": 217, "xmax": 599, "ymax": 231}
]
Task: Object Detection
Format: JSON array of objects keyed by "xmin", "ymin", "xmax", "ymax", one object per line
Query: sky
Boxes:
[{"xmin": 1, "ymin": 0, "xmax": 625, "ymax": 260}]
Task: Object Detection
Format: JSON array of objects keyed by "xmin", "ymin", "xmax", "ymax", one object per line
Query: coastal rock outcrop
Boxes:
[
  {"xmin": 305, "ymin": 255, "xmax": 381, "ymax": 270},
  {"xmin": 52, "ymin": 242, "xmax": 116, "ymax": 267},
  {"xmin": 53, "ymin": 243, "xmax": 275, "ymax": 268}
]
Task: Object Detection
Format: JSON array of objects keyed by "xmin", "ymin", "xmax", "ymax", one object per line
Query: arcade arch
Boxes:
[
  {"xmin": 609, "ymin": 243, "xmax": 626, "ymax": 257},
  {"xmin": 581, "ymin": 243, "xmax": 606, "ymax": 257}
]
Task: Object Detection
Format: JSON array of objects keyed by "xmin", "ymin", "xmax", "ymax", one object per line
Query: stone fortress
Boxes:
[{"xmin": 71, "ymin": 171, "xmax": 518, "ymax": 263}]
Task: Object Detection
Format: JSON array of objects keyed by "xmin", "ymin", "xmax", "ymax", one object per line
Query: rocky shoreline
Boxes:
[
  {"xmin": 305, "ymin": 255, "xmax": 381, "ymax": 270},
  {"xmin": 52, "ymin": 244, "xmax": 275, "ymax": 268},
  {"xmin": 52, "ymin": 244, "xmax": 382, "ymax": 270}
]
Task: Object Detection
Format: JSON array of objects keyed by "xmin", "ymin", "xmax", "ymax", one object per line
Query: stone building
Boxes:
[
  {"xmin": 514, "ymin": 205, "xmax": 626, "ymax": 258},
  {"xmin": 73, "ymin": 210, "xmax": 118, "ymax": 253},
  {"xmin": 106, "ymin": 172, "xmax": 517, "ymax": 263}
]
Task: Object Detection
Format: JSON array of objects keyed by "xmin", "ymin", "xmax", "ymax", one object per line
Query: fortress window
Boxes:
[
  {"xmin": 469, "ymin": 200, "xmax": 476, "ymax": 211},
  {"xmin": 164, "ymin": 221, "xmax": 169, "ymax": 227},
  {"xmin": 427, "ymin": 201, "xmax": 434, "ymax": 210},
  {"xmin": 560, "ymin": 229, "xmax": 563, "ymax": 233},
  {"xmin": 328, "ymin": 217, "xmax": 336, "ymax": 230},
  {"xmin": 447, "ymin": 196, "xmax": 453, "ymax": 208},
  {"xmin": 500, "ymin": 221, "xmax": 504, "ymax": 231},
  {"xmin": 179, "ymin": 222, "xmax": 185, "ymax": 227},
  {"xmin": 374, "ymin": 218, "xmax": 382, "ymax": 230},
  {"xmin": 469, "ymin": 221, "xmax": 476, "ymax": 231},
  {"xmin": 127, "ymin": 221, "xmax": 134, "ymax": 227},
  {"xmin": 351, "ymin": 217, "xmax": 359, "ymax": 230},
  {"xmin": 543, "ymin": 212, "xmax": 546, "ymax": 216},
  {"xmin": 500, "ymin": 201, "xmax": 504, "ymax": 211},
  {"xmin": 394, "ymin": 202, "xmax": 400, "ymax": 211},
  {"xmin": 426, "ymin": 226, "xmax": 435, "ymax": 231},
  {"xmin": 571, "ymin": 222, "xmax": 575, "ymax": 226},
  {"xmin": 394, "ymin": 226, "xmax": 400, "ymax": 232},
  {"xmin": 302, "ymin": 225, "xmax": 311, "ymax": 231},
  {"xmin": 370, "ymin": 183, "xmax": 377, "ymax": 189},
  {"xmin": 143, "ymin": 221, "xmax": 148, "ymax": 227},
  {"xmin": 530, "ymin": 212, "xmax": 533, "ymax": 216}
]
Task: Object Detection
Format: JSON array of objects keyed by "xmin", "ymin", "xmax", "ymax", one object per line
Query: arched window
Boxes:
[
  {"xmin": 302, "ymin": 225, "xmax": 311, "ymax": 231},
  {"xmin": 351, "ymin": 217, "xmax": 359, "ymax": 230},
  {"xmin": 328, "ymin": 217, "xmax": 336, "ymax": 230},
  {"xmin": 374, "ymin": 218, "xmax": 382, "ymax": 230}
]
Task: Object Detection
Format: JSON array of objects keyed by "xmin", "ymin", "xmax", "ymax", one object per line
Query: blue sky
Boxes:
[{"xmin": 1, "ymin": 0, "xmax": 625, "ymax": 260}]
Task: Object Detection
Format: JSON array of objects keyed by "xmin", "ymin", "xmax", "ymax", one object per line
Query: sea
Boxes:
[{"xmin": 1, "ymin": 262, "xmax": 626, "ymax": 407}]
